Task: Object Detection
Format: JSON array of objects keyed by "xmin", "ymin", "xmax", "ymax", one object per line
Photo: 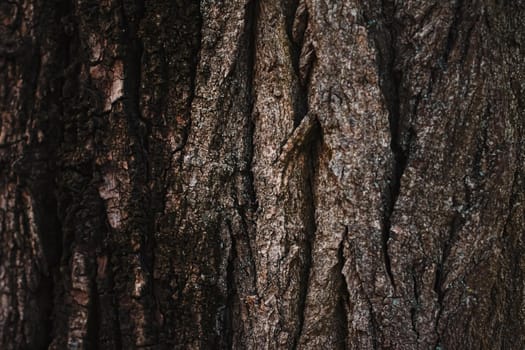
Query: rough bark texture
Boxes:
[{"xmin": 1, "ymin": 0, "xmax": 524, "ymax": 349}]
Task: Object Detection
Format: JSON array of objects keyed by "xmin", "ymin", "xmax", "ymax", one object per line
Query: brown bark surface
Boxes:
[{"xmin": 1, "ymin": 0, "xmax": 524, "ymax": 349}]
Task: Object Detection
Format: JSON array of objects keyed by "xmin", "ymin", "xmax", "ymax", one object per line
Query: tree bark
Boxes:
[{"xmin": 0, "ymin": 0, "xmax": 524, "ymax": 349}]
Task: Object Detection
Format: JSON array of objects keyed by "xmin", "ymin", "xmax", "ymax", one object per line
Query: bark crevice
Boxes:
[
  {"xmin": 336, "ymin": 226, "xmax": 350, "ymax": 350},
  {"xmin": 292, "ymin": 121, "xmax": 320, "ymax": 350},
  {"xmin": 289, "ymin": 0, "xmax": 310, "ymax": 127},
  {"xmin": 222, "ymin": 0, "xmax": 261, "ymax": 345},
  {"xmin": 433, "ymin": 212, "xmax": 464, "ymax": 346},
  {"xmin": 443, "ymin": 0, "xmax": 465, "ymax": 66},
  {"xmin": 410, "ymin": 268, "xmax": 420, "ymax": 343},
  {"xmin": 244, "ymin": 0, "xmax": 260, "ymax": 293},
  {"xmin": 364, "ymin": 1, "xmax": 407, "ymax": 292}
]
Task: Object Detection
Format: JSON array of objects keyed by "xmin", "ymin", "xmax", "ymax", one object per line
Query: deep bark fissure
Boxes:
[
  {"xmin": 381, "ymin": 61, "xmax": 408, "ymax": 293},
  {"xmin": 35, "ymin": 270, "xmax": 56, "ymax": 349},
  {"xmin": 364, "ymin": 1, "xmax": 407, "ymax": 292},
  {"xmin": 219, "ymin": 0, "xmax": 261, "ymax": 345},
  {"xmin": 410, "ymin": 268, "xmax": 420, "ymax": 343},
  {"xmin": 336, "ymin": 226, "xmax": 350, "ymax": 350},
  {"xmin": 284, "ymin": 0, "xmax": 300, "ymax": 47},
  {"xmin": 37, "ymin": 3, "xmax": 74, "ymax": 348},
  {"xmin": 106, "ymin": 251, "xmax": 123, "ymax": 350},
  {"xmin": 37, "ymin": 206, "xmax": 61, "ymax": 349},
  {"xmin": 232, "ymin": 187, "xmax": 258, "ymax": 297},
  {"xmin": 86, "ymin": 275, "xmax": 100, "ymax": 350},
  {"xmin": 121, "ymin": 0, "xmax": 147, "ymax": 163},
  {"xmin": 433, "ymin": 212, "xmax": 464, "ymax": 346},
  {"xmin": 27, "ymin": 46, "xmax": 42, "ymax": 114},
  {"xmin": 246, "ymin": 0, "xmax": 259, "ymax": 216},
  {"xmin": 289, "ymin": 4, "xmax": 317, "ymax": 344},
  {"xmin": 175, "ymin": 3, "xmax": 202, "ymax": 174},
  {"xmin": 224, "ymin": 219, "xmax": 236, "ymax": 349},
  {"xmin": 19, "ymin": 2, "xmax": 76, "ymax": 348},
  {"xmin": 242, "ymin": 0, "xmax": 260, "ymax": 292},
  {"xmin": 289, "ymin": 0, "xmax": 309, "ymax": 127},
  {"xmin": 443, "ymin": 0, "xmax": 465, "ymax": 66},
  {"xmin": 292, "ymin": 126, "xmax": 320, "ymax": 350},
  {"xmin": 366, "ymin": 294, "xmax": 380, "ymax": 350}
]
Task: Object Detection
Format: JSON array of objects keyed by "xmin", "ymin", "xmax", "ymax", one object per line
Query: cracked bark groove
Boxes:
[{"xmin": 0, "ymin": 0, "xmax": 524, "ymax": 349}]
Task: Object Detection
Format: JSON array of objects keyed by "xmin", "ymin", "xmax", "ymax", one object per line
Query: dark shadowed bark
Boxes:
[{"xmin": 1, "ymin": 0, "xmax": 524, "ymax": 349}]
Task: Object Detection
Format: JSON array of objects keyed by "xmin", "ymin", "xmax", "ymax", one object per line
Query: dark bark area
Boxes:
[{"xmin": 1, "ymin": 0, "xmax": 524, "ymax": 349}]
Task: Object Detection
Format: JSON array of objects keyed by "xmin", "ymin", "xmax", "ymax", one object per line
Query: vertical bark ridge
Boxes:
[
  {"xmin": 250, "ymin": 0, "xmax": 320, "ymax": 347},
  {"xmin": 230, "ymin": 0, "xmax": 259, "ymax": 346},
  {"xmin": 502, "ymin": 7, "xmax": 525, "ymax": 345},
  {"xmin": 335, "ymin": 226, "xmax": 350, "ymax": 349},
  {"xmin": 137, "ymin": 0, "xmax": 201, "ymax": 346},
  {"xmin": 363, "ymin": 0, "xmax": 525, "ymax": 348},
  {"xmin": 432, "ymin": 212, "xmax": 464, "ymax": 348},
  {"xmin": 298, "ymin": 1, "xmax": 393, "ymax": 348},
  {"xmin": 52, "ymin": 1, "xmax": 126, "ymax": 346},
  {"xmin": 362, "ymin": 0, "xmax": 406, "ymax": 294},
  {"xmin": 172, "ymin": 0, "xmax": 258, "ymax": 347},
  {"xmin": 116, "ymin": 1, "xmax": 160, "ymax": 346},
  {"xmin": 55, "ymin": 0, "xmax": 157, "ymax": 347},
  {"xmin": 52, "ymin": 6, "xmax": 93, "ymax": 348},
  {"xmin": 0, "ymin": 0, "xmax": 68, "ymax": 348},
  {"xmin": 499, "ymin": 167, "xmax": 525, "ymax": 350},
  {"xmin": 292, "ymin": 120, "xmax": 321, "ymax": 350}
]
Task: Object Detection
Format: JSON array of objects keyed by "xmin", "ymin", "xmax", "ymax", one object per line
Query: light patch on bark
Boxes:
[
  {"xmin": 67, "ymin": 307, "xmax": 89, "ymax": 349},
  {"xmin": 68, "ymin": 250, "xmax": 90, "ymax": 349},
  {"xmin": 0, "ymin": 292, "xmax": 9, "ymax": 326},
  {"xmin": 105, "ymin": 60, "xmax": 124, "ymax": 111},
  {"xmin": 133, "ymin": 265, "xmax": 147, "ymax": 298},
  {"xmin": 19, "ymin": 2, "xmax": 34, "ymax": 36},
  {"xmin": 96, "ymin": 255, "xmax": 107, "ymax": 279},
  {"xmin": 0, "ymin": 119, "xmax": 7, "ymax": 145},
  {"xmin": 20, "ymin": 190, "xmax": 47, "ymax": 274},
  {"xmin": 88, "ymin": 34, "xmax": 103, "ymax": 63},
  {"xmin": 70, "ymin": 251, "xmax": 89, "ymax": 304},
  {"xmin": 98, "ymin": 170, "xmax": 122, "ymax": 229}
]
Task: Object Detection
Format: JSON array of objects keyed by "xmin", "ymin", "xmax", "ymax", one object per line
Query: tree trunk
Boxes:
[{"xmin": 1, "ymin": 0, "xmax": 524, "ymax": 349}]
